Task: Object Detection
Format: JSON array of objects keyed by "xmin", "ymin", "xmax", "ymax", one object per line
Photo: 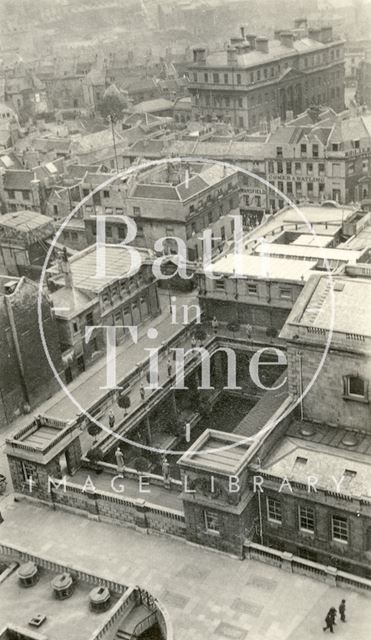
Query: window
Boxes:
[
  {"xmin": 343, "ymin": 375, "xmax": 368, "ymax": 400},
  {"xmin": 204, "ymin": 511, "xmax": 219, "ymax": 534},
  {"xmin": 237, "ymin": 73, "xmax": 241, "ymax": 85},
  {"xmin": 257, "ymin": 69, "xmax": 261, "ymax": 81},
  {"xmin": 280, "ymin": 287, "xmax": 291, "ymax": 299},
  {"xmin": 7, "ymin": 189, "xmax": 15, "ymax": 199},
  {"xmin": 118, "ymin": 226, "xmax": 126, "ymax": 239},
  {"xmin": 72, "ymin": 321, "xmax": 79, "ymax": 334},
  {"xmin": 363, "ymin": 159, "xmax": 368, "ymax": 173},
  {"xmin": 106, "ymin": 225, "xmax": 112, "ymax": 237},
  {"xmin": 278, "ymin": 181, "xmax": 284, "ymax": 192},
  {"xmin": 296, "ymin": 181, "xmax": 302, "ymax": 193},
  {"xmin": 103, "ymin": 190, "xmax": 110, "ymax": 198},
  {"xmin": 312, "ymin": 144, "xmax": 319, "ymax": 158},
  {"xmin": 82, "ymin": 188, "xmax": 90, "ymax": 197},
  {"xmin": 247, "ymin": 283, "xmax": 257, "ymax": 295},
  {"xmin": 286, "ymin": 161, "xmax": 292, "ymax": 174},
  {"xmin": 332, "ymin": 515, "xmax": 348, "ymax": 542},
  {"xmin": 215, "ymin": 279, "xmax": 225, "ymax": 291},
  {"xmin": 204, "ymin": 72, "xmax": 208, "ymax": 83},
  {"xmin": 213, "ymin": 72, "xmax": 220, "ymax": 83},
  {"xmin": 225, "ymin": 97, "xmax": 230, "ymax": 107},
  {"xmin": 133, "ymin": 206, "xmax": 141, "ymax": 216},
  {"xmin": 295, "ymin": 162, "xmax": 301, "ymax": 174},
  {"xmin": 268, "ymin": 160, "xmax": 274, "ymax": 173},
  {"xmin": 238, "ymin": 97, "xmax": 243, "ymax": 108},
  {"xmin": 319, "ymin": 163, "xmax": 325, "ymax": 175},
  {"xmin": 301, "ymin": 144, "xmax": 307, "ymax": 156},
  {"xmin": 299, "ymin": 505, "xmax": 315, "ymax": 532},
  {"xmin": 86, "ymin": 312, "xmax": 93, "ymax": 325},
  {"xmin": 276, "ymin": 146, "xmax": 283, "ymax": 158},
  {"xmin": 23, "ymin": 191, "xmax": 30, "ymax": 200},
  {"xmin": 267, "ymin": 497, "xmax": 282, "ymax": 523},
  {"xmin": 224, "ymin": 73, "xmax": 228, "ymax": 84},
  {"xmin": 21, "ymin": 462, "xmax": 37, "ymax": 486},
  {"xmin": 307, "ymin": 163, "xmax": 313, "ymax": 175},
  {"xmin": 277, "ymin": 161, "xmax": 283, "ymax": 174},
  {"xmin": 287, "ymin": 181, "xmax": 293, "ymax": 193},
  {"xmin": 332, "ymin": 143, "xmax": 339, "ymax": 152},
  {"xmin": 193, "ymin": 72, "xmax": 197, "ymax": 82}
]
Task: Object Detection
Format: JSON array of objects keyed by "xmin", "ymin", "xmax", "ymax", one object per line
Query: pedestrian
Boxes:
[
  {"xmin": 339, "ymin": 600, "xmax": 346, "ymax": 623},
  {"xmin": 167, "ymin": 356, "xmax": 172, "ymax": 377},
  {"xmin": 323, "ymin": 607, "xmax": 336, "ymax": 633},
  {"xmin": 212, "ymin": 316, "xmax": 218, "ymax": 334},
  {"xmin": 108, "ymin": 411, "xmax": 115, "ymax": 429},
  {"xmin": 140, "ymin": 383, "xmax": 145, "ymax": 401}
]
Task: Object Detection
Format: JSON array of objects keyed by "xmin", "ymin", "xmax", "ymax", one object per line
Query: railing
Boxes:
[
  {"xmin": 89, "ymin": 587, "xmax": 137, "ymax": 640},
  {"xmin": 131, "ymin": 611, "xmax": 157, "ymax": 639},
  {"xmin": 244, "ymin": 541, "xmax": 371, "ymax": 592},
  {"xmin": 0, "ymin": 542, "xmax": 126, "ymax": 594}
]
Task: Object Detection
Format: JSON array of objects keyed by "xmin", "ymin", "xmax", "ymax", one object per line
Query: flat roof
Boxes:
[
  {"xmin": 291, "ymin": 234, "xmax": 333, "ymax": 247},
  {"xmin": 0, "ymin": 565, "xmax": 120, "ymax": 640},
  {"xmin": 206, "ymin": 253, "xmax": 317, "ymax": 281},
  {"xmin": 300, "ymin": 274, "xmax": 371, "ymax": 336},
  {"xmin": 255, "ymin": 242, "xmax": 363, "ymax": 263}
]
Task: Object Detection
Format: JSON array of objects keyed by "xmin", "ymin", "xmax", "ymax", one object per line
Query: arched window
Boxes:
[{"xmin": 343, "ymin": 375, "xmax": 368, "ymax": 401}]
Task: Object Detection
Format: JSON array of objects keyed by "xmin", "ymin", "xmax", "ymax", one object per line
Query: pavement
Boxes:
[{"xmin": 0, "ymin": 500, "xmax": 370, "ymax": 640}]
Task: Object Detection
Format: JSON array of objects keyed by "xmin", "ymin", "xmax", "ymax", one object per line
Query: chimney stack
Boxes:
[
  {"xmin": 227, "ymin": 46, "xmax": 238, "ymax": 65},
  {"xmin": 245, "ymin": 34, "xmax": 257, "ymax": 49},
  {"xmin": 256, "ymin": 37, "xmax": 269, "ymax": 54},
  {"xmin": 280, "ymin": 31, "xmax": 295, "ymax": 48},
  {"xmin": 192, "ymin": 48, "xmax": 206, "ymax": 64}
]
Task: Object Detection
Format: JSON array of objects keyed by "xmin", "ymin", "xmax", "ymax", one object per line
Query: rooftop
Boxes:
[
  {"xmin": 255, "ymin": 241, "xmax": 364, "ymax": 264},
  {"xmin": 0, "ymin": 562, "xmax": 121, "ymax": 640},
  {"xmin": 178, "ymin": 429, "xmax": 252, "ymax": 475},
  {"xmin": 192, "ymin": 36, "xmax": 340, "ymax": 70},
  {"xmin": 298, "ymin": 274, "xmax": 371, "ymax": 336},
  {"xmin": 0, "ymin": 210, "xmax": 53, "ymax": 233},
  {"xmin": 261, "ymin": 420, "xmax": 371, "ymax": 499},
  {"xmin": 48, "ymin": 244, "xmax": 151, "ymax": 293},
  {"xmin": 205, "ymin": 253, "xmax": 317, "ymax": 281}
]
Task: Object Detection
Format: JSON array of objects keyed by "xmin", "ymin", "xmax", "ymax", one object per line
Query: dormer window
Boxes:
[{"xmin": 343, "ymin": 375, "xmax": 368, "ymax": 402}]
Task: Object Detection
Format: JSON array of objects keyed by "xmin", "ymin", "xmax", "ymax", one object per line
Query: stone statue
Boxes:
[
  {"xmin": 115, "ymin": 447, "xmax": 125, "ymax": 474},
  {"xmin": 162, "ymin": 456, "xmax": 170, "ymax": 483}
]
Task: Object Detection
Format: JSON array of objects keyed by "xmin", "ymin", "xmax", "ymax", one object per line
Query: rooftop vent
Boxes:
[
  {"xmin": 341, "ymin": 432, "xmax": 358, "ymax": 447},
  {"xmin": 334, "ymin": 281, "xmax": 345, "ymax": 291}
]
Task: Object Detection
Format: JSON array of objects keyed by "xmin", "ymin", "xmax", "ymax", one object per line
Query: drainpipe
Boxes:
[{"xmin": 298, "ymin": 351, "xmax": 304, "ymax": 420}]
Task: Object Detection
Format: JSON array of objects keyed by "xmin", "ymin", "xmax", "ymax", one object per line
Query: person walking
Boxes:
[
  {"xmin": 108, "ymin": 411, "xmax": 115, "ymax": 430},
  {"xmin": 323, "ymin": 607, "xmax": 336, "ymax": 633},
  {"xmin": 140, "ymin": 383, "xmax": 145, "ymax": 401},
  {"xmin": 339, "ymin": 600, "xmax": 346, "ymax": 623}
]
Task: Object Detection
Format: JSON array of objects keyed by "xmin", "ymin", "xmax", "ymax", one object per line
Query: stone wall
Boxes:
[{"xmin": 287, "ymin": 344, "xmax": 371, "ymax": 431}]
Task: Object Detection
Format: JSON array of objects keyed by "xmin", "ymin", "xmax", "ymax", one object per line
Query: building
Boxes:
[
  {"xmin": 0, "ymin": 538, "xmax": 169, "ymax": 639},
  {"xmin": 83, "ymin": 162, "xmax": 240, "ymax": 261},
  {"xmin": 0, "ymin": 276, "xmax": 63, "ymax": 425},
  {"xmin": 0, "ymin": 210, "xmax": 55, "ymax": 279},
  {"xmin": 197, "ymin": 202, "xmax": 367, "ymax": 331},
  {"xmin": 356, "ymin": 58, "xmax": 371, "ymax": 107},
  {"xmin": 47, "ymin": 244, "xmax": 161, "ymax": 382},
  {"xmin": 188, "ymin": 23, "xmax": 345, "ymax": 131},
  {"xmin": 248, "ymin": 264, "xmax": 371, "ymax": 576}
]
